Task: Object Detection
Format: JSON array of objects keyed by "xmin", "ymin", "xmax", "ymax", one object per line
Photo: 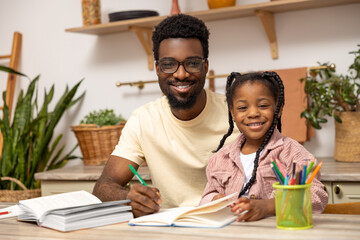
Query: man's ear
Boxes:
[
  {"xmin": 204, "ymin": 59, "xmax": 209, "ymax": 74},
  {"xmin": 155, "ymin": 62, "xmax": 160, "ymax": 76}
]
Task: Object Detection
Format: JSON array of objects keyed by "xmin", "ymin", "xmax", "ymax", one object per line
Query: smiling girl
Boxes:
[{"xmin": 200, "ymin": 71, "xmax": 328, "ymax": 221}]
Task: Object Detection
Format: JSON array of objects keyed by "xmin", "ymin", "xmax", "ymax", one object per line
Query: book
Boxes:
[
  {"xmin": 16, "ymin": 190, "xmax": 133, "ymax": 232},
  {"xmin": 129, "ymin": 192, "xmax": 238, "ymax": 228}
]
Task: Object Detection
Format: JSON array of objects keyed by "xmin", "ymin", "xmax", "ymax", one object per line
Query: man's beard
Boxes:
[{"xmin": 166, "ymin": 92, "xmax": 198, "ymax": 110}]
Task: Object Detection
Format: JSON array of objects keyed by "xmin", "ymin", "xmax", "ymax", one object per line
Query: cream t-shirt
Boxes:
[{"xmin": 112, "ymin": 89, "xmax": 239, "ymax": 208}]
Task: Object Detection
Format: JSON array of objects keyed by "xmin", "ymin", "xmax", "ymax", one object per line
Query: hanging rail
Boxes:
[{"xmin": 116, "ymin": 64, "xmax": 336, "ymax": 90}]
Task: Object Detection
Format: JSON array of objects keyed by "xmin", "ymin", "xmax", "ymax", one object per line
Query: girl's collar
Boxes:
[{"xmin": 228, "ymin": 128, "xmax": 284, "ymax": 161}]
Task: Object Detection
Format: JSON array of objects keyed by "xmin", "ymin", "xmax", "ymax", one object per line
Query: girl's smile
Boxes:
[{"xmin": 245, "ymin": 122, "xmax": 265, "ymax": 130}]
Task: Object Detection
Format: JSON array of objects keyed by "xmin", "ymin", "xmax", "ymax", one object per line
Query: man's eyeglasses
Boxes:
[{"xmin": 157, "ymin": 58, "xmax": 206, "ymax": 74}]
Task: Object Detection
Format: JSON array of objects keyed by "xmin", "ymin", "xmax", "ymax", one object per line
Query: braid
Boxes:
[
  {"xmin": 238, "ymin": 71, "xmax": 285, "ymax": 197},
  {"xmin": 213, "ymin": 72, "xmax": 239, "ymax": 153},
  {"xmin": 264, "ymin": 71, "xmax": 285, "ymax": 132},
  {"xmin": 214, "ymin": 110, "xmax": 234, "ymax": 152},
  {"xmin": 238, "ymin": 120, "xmax": 277, "ymax": 197}
]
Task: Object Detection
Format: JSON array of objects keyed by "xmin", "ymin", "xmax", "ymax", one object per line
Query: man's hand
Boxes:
[
  {"xmin": 127, "ymin": 184, "xmax": 162, "ymax": 218},
  {"xmin": 230, "ymin": 197, "xmax": 275, "ymax": 222}
]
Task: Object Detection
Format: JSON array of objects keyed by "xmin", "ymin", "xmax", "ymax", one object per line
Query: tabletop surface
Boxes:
[
  {"xmin": 34, "ymin": 157, "xmax": 360, "ymax": 182},
  {"xmin": 0, "ymin": 210, "xmax": 359, "ymax": 240}
]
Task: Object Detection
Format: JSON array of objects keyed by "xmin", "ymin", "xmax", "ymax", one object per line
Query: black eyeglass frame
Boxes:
[{"xmin": 157, "ymin": 58, "xmax": 207, "ymax": 74}]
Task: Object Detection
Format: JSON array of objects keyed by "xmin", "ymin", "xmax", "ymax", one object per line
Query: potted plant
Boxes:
[
  {"xmin": 71, "ymin": 109, "xmax": 126, "ymax": 166},
  {"xmin": 300, "ymin": 45, "xmax": 360, "ymax": 162},
  {"xmin": 0, "ymin": 65, "xmax": 85, "ymax": 201}
]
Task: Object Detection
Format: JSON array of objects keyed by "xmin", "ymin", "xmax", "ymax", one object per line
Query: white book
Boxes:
[
  {"xmin": 17, "ymin": 190, "xmax": 133, "ymax": 232},
  {"xmin": 129, "ymin": 192, "xmax": 238, "ymax": 228}
]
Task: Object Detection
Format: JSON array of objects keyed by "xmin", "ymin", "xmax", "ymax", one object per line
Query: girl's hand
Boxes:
[
  {"xmin": 212, "ymin": 193, "xmax": 226, "ymax": 201},
  {"xmin": 230, "ymin": 197, "xmax": 275, "ymax": 222}
]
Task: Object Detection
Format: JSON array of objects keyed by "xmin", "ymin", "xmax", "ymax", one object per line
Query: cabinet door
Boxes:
[
  {"xmin": 322, "ymin": 181, "xmax": 333, "ymax": 204},
  {"xmin": 41, "ymin": 180, "xmax": 96, "ymax": 196},
  {"xmin": 332, "ymin": 182, "xmax": 360, "ymax": 204}
]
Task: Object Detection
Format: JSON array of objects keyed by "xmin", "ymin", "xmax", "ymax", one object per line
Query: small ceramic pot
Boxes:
[{"xmin": 207, "ymin": 0, "xmax": 236, "ymax": 9}]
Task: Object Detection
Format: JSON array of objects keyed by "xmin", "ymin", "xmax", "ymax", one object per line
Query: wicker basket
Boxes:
[
  {"xmin": 0, "ymin": 177, "xmax": 41, "ymax": 202},
  {"xmin": 334, "ymin": 112, "xmax": 360, "ymax": 162},
  {"xmin": 71, "ymin": 123, "xmax": 126, "ymax": 165}
]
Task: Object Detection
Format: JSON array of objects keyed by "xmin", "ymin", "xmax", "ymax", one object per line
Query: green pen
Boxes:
[{"xmin": 129, "ymin": 165, "xmax": 147, "ymax": 186}]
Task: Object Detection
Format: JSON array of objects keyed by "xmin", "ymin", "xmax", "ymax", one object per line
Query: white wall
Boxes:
[{"xmin": 0, "ymin": 0, "xmax": 359, "ymax": 159}]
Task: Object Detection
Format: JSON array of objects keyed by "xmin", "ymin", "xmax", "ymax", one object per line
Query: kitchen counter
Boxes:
[
  {"xmin": 35, "ymin": 160, "xmax": 151, "ymax": 181},
  {"xmin": 35, "ymin": 157, "xmax": 360, "ymax": 182},
  {"xmin": 35, "ymin": 157, "xmax": 360, "ymax": 203},
  {"xmin": 318, "ymin": 157, "xmax": 360, "ymax": 182}
]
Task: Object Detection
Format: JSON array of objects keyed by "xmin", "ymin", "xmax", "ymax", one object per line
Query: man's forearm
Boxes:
[{"xmin": 92, "ymin": 177, "xmax": 129, "ymax": 202}]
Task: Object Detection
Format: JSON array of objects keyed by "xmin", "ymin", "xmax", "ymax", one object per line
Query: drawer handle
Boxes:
[
  {"xmin": 348, "ymin": 195, "xmax": 360, "ymax": 199},
  {"xmin": 334, "ymin": 185, "xmax": 341, "ymax": 195}
]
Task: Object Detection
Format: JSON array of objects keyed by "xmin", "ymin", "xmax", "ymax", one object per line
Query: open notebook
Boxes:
[{"xmin": 129, "ymin": 192, "xmax": 238, "ymax": 228}]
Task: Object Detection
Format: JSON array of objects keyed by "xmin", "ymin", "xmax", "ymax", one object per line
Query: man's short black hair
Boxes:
[{"xmin": 152, "ymin": 14, "xmax": 210, "ymax": 61}]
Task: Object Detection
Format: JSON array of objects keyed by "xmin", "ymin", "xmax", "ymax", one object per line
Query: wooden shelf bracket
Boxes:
[
  {"xmin": 255, "ymin": 10, "xmax": 278, "ymax": 59},
  {"xmin": 129, "ymin": 26, "xmax": 154, "ymax": 70}
]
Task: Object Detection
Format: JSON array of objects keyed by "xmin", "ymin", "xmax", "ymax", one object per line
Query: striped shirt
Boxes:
[{"xmin": 200, "ymin": 129, "xmax": 328, "ymax": 213}]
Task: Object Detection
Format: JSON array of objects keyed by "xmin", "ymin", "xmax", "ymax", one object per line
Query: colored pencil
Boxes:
[
  {"xmin": 302, "ymin": 165, "xmax": 307, "ymax": 184},
  {"xmin": 292, "ymin": 160, "xmax": 296, "ymax": 179},
  {"xmin": 284, "ymin": 174, "xmax": 289, "ymax": 185},
  {"xmin": 306, "ymin": 161, "xmax": 323, "ymax": 184},
  {"xmin": 306, "ymin": 160, "xmax": 314, "ymax": 179},
  {"xmin": 0, "ymin": 211, "xmax": 11, "ymax": 215},
  {"xmin": 271, "ymin": 164, "xmax": 284, "ymax": 185},
  {"xmin": 290, "ymin": 178, "xmax": 296, "ymax": 185},
  {"xmin": 271, "ymin": 160, "xmax": 285, "ymax": 183},
  {"xmin": 275, "ymin": 158, "xmax": 286, "ymax": 179}
]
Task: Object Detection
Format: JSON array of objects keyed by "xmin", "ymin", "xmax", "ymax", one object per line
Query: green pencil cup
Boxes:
[{"xmin": 273, "ymin": 183, "xmax": 313, "ymax": 230}]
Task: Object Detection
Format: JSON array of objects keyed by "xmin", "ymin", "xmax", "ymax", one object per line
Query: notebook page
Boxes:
[
  {"xmin": 18, "ymin": 191, "xmax": 101, "ymax": 220},
  {"xmin": 129, "ymin": 207, "xmax": 193, "ymax": 226}
]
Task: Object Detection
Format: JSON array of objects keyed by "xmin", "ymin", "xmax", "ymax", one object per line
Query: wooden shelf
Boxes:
[{"xmin": 65, "ymin": 0, "xmax": 360, "ymax": 66}]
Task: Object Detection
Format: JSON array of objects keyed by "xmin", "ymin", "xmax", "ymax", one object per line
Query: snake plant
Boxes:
[{"xmin": 0, "ymin": 66, "xmax": 85, "ymax": 189}]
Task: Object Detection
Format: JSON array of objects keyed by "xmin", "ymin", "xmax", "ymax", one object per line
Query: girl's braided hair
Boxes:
[{"xmin": 214, "ymin": 71, "xmax": 285, "ymax": 197}]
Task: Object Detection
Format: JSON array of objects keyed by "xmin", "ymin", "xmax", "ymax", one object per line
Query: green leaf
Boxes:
[
  {"xmin": 29, "ymin": 80, "xmax": 84, "ymax": 184},
  {"xmin": 334, "ymin": 115, "xmax": 342, "ymax": 123},
  {"xmin": 80, "ymin": 108, "xmax": 126, "ymax": 126},
  {"xmin": 318, "ymin": 118, "xmax": 328, "ymax": 124},
  {"xmin": 0, "ymin": 65, "xmax": 28, "ymax": 78},
  {"xmin": 48, "ymin": 144, "xmax": 79, "ymax": 170}
]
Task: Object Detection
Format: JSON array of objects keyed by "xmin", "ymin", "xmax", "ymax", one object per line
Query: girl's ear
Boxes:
[{"xmin": 229, "ymin": 107, "xmax": 235, "ymax": 120}]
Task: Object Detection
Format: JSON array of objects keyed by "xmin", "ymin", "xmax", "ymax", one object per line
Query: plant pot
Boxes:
[
  {"xmin": 0, "ymin": 177, "xmax": 41, "ymax": 202},
  {"xmin": 334, "ymin": 112, "xmax": 360, "ymax": 162},
  {"xmin": 71, "ymin": 123, "xmax": 126, "ymax": 165},
  {"xmin": 207, "ymin": 0, "xmax": 236, "ymax": 9}
]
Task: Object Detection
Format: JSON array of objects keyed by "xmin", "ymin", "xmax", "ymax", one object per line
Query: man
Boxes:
[{"xmin": 93, "ymin": 14, "xmax": 239, "ymax": 217}]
